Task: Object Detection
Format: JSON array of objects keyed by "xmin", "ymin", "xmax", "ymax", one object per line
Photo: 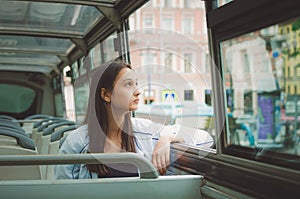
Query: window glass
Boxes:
[
  {"xmin": 183, "ymin": 0, "xmax": 202, "ymax": 8},
  {"xmin": 162, "ymin": 15, "xmax": 174, "ymax": 31},
  {"xmin": 143, "ymin": 14, "xmax": 154, "ymax": 28},
  {"xmin": 0, "ymin": 83, "xmax": 36, "ymax": 113},
  {"xmin": 71, "ymin": 62, "xmax": 79, "ymax": 79},
  {"xmin": 79, "ymin": 57, "xmax": 87, "ymax": 75},
  {"xmin": 101, "ymin": 32, "xmax": 119, "ymax": 63},
  {"xmin": 184, "ymin": 90, "xmax": 194, "ymax": 101},
  {"xmin": 164, "ymin": 52, "xmax": 173, "ymax": 69},
  {"xmin": 90, "ymin": 44, "xmax": 101, "ymax": 69},
  {"xmin": 183, "ymin": 0, "xmax": 192, "ymax": 8},
  {"xmin": 184, "ymin": 53, "xmax": 192, "ymax": 73},
  {"xmin": 73, "ymin": 81, "xmax": 89, "ymax": 123},
  {"xmin": 182, "ymin": 16, "xmax": 193, "ymax": 34},
  {"xmin": 129, "ymin": 0, "xmax": 213, "ymax": 148},
  {"xmin": 218, "ymin": 0, "xmax": 234, "ymax": 7},
  {"xmin": 164, "ymin": 0, "xmax": 173, "ymax": 8},
  {"xmin": 0, "ymin": 1, "xmax": 103, "ymax": 33},
  {"xmin": 54, "ymin": 93, "xmax": 64, "ymax": 117},
  {"xmin": 221, "ymin": 17, "xmax": 300, "ymax": 157}
]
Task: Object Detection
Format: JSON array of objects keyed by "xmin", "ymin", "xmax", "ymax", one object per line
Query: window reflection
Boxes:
[
  {"xmin": 128, "ymin": 0, "xmax": 213, "ymax": 149},
  {"xmin": 221, "ymin": 17, "xmax": 300, "ymax": 156}
]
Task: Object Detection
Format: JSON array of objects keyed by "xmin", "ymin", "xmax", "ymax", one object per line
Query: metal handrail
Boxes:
[{"xmin": 0, "ymin": 153, "xmax": 159, "ymax": 179}]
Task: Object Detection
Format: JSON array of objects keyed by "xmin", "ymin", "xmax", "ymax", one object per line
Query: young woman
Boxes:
[{"xmin": 55, "ymin": 60, "xmax": 188, "ymax": 179}]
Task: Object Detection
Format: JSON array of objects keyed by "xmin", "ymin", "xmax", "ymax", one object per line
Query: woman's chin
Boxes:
[{"xmin": 130, "ymin": 106, "xmax": 139, "ymax": 111}]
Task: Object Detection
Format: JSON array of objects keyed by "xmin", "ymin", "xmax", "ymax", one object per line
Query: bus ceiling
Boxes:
[{"xmin": 0, "ymin": 0, "xmax": 149, "ymax": 76}]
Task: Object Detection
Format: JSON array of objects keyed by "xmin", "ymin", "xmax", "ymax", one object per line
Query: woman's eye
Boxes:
[
  {"xmin": 124, "ymin": 80, "xmax": 138, "ymax": 87},
  {"xmin": 125, "ymin": 81, "xmax": 133, "ymax": 87}
]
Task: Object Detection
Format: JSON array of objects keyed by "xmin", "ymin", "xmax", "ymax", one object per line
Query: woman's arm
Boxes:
[
  {"xmin": 152, "ymin": 123, "xmax": 214, "ymax": 174},
  {"xmin": 151, "ymin": 133, "xmax": 184, "ymax": 175},
  {"xmin": 54, "ymin": 126, "xmax": 89, "ymax": 179},
  {"xmin": 132, "ymin": 118, "xmax": 213, "ymax": 175}
]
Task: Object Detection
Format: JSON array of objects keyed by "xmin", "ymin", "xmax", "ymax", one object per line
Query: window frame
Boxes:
[{"xmin": 170, "ymin": 0, "xmax": 300, "ymax": 197}]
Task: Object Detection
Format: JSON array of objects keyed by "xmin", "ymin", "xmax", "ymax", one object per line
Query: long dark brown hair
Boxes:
[{"xmin": 84, "ymin": 60, "xmax": 136, "ymax": 176}]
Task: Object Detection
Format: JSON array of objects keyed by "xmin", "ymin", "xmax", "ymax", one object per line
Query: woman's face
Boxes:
[{"xmin": 110, "ymin": 67, "xmax": 140, "ymax": 112}]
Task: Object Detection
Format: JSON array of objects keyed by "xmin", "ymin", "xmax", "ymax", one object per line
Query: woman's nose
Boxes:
[{"xmin": 134, "ymin": 87, "xmax": 141, "ymax": 96}]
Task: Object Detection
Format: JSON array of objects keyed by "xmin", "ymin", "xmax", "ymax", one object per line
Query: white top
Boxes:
[{"xmin": 54, "ymin": 118, "xmax": 213, "ymax": 179}]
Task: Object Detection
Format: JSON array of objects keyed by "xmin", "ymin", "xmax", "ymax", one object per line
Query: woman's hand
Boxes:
[
  {"xmin": 152, "ymin": 134, "xmax": 184, "ymax": 175},
  {"xmin": 152, "ymin": 135, "xmax": 171, "ymax": 175}
]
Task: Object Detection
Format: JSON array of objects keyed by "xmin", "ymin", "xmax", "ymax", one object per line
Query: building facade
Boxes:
[{"xmin": 128, "ymin": 0, "xmax": 211, "ymax": 105}]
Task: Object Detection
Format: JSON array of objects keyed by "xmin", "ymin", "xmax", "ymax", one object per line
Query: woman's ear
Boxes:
[{"xmin": 100, "ymin": 88, "xmax": 111, "ymax": 103}]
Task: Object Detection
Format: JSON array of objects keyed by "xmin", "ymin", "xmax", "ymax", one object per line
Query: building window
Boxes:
[
  {"xmin": 183, "ymin": 0, "xmax": 192, "ymax": 8},
  {"xmin": 205, "ymin": 89, "xmax": 212, "ymax": 106},
  {"xmin": 184, "ymin": 53, "xmax": 192, "ymax": 73},
  {"xmin": 184, "ymin": 90, "xmax": 194, "ymax": 101},
  {"xmin": 241, "ymin": 49, "xmax": 250, "ymax": 73},
  {"xmin": 142, "ymin": 50, "xmax": 157, "ymax": 73},
  {"xmin": 182, "ymin": 16, "xmax": 193, "ymax": 34},
  {"xmin": 182, "ymin": 0, "xmax": 203, "ymax": 8},
  {"xmin": 162, "ymin": 15, "xmax": 173, "ymax": 31},
  {"xmin": 244, "ymin": 92, "xmax": 253, "ymax": 115},
  {"xmin": 297, "ymin": 66, "xmax": 300, "ymax": 76},
  {"xmin": 164, "ymin": 52, "xmax": 173, "ymax": 69},
  {"xmin": 143, "ymin": 14, "xmax": 153, "ymax": 29},
  {"xmin": 164, "ymin": 0, "xmax": 173, "ymax": 8},
  {"xmin": 290, "ymin": 67, "xmax": 295, "ymax": 77}
]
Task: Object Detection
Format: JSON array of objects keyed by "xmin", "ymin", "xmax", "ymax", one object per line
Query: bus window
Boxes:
[
  {"xmin": 128, "ymin": 0, "xmax": 215, "ymax": 149},
  {"xmin": 0, "ymin": 83, "xmax": 37, "ymax": 116},
  {"xmin": 101, "ymin": 32, "xmax": 120, "ymax": 64},
  {"xmin": 74, "ymin": 79, "xmax": 90, "ymax": 123},
  {"xmin": 221, "ymin": 16, "xmax": 300, "ymax": 163}
]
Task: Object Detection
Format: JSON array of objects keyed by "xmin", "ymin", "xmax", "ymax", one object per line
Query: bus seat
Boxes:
[
  {"xmin": 36, "ymin": 121, "xmax": 77, "ymax": 154},
  {"xmin": 0, "ymin": 135, "xmax": 18, "ymax": 145},
  {"xmin": 50, "ymin": 125, "xmax": 77, "ymax": 143},
  {"xmin": 21, "ymin": 114, "xmax": 52, "ymax": 135},
  {"xmin": 0, "ymin": 146, "xmax": 41, "ymax": 180},
  {"xmin": 43, "ymin": 121, "xmax": 79, "ymax": 137},
  {"xmin": 31, "ymin": 117, "xmax": 55, "ymax": 140},
  {"xmin": 46, "ymin": 126, "xmax": 78, "ymax": 179},
  {"xmin": 0, "ymin": 175, "xmax": 203, "ymax": 198},
  {"xmin": 0, "ymin": 115, "xmax": 16, "ymax": 120},
  {"xmin": 36, "ymin": 119, "xmax": 68, "ymax": 134},
  {"xmin": 0, "ymin": 119, "xmax": 22, "ymax": 129},
  {"xmin": 21, "ymin": 120, "xmax": 40, "ymax": 135},
  {"xmin": 0, "ymin": 126, "xmax": 29, "ymax": 137},
  {"xmin": 36, "ymin": 122, "xmax": 77, "ymax": 178},
  {"xmin": 0, "ymin": 130, "xmax": 41, "ymax": 180},
  {"xmin": 33, "ymin": 118, "xmax": 66, "ymax": 145},
  {"xmin": 32, "ymin": 117, "xmax": 55, "ymax": 129},
  {"xmin": 0, "ymin": 127, "xmax": 29, "ymax": 145},
  {"xmin": 0, "ymin": 130, "xmax": 35, "ymax": 150},
  {"xmin": 25, "ymin": 114, "xmax": 53, "ymax": 120},
  {"xmin": 0, "ymin": 153, "xmax": 202, "ymax": 198}
]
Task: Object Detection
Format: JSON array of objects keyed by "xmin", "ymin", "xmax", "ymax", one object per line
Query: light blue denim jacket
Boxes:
[{"xmin": 54, "ymin": 118, "xmax": 213, "ymax": 179}]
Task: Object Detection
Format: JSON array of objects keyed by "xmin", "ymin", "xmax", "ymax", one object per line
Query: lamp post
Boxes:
[{"xmin": 147, "ymin": 45, "xmax": 151, "ymax": 104}]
